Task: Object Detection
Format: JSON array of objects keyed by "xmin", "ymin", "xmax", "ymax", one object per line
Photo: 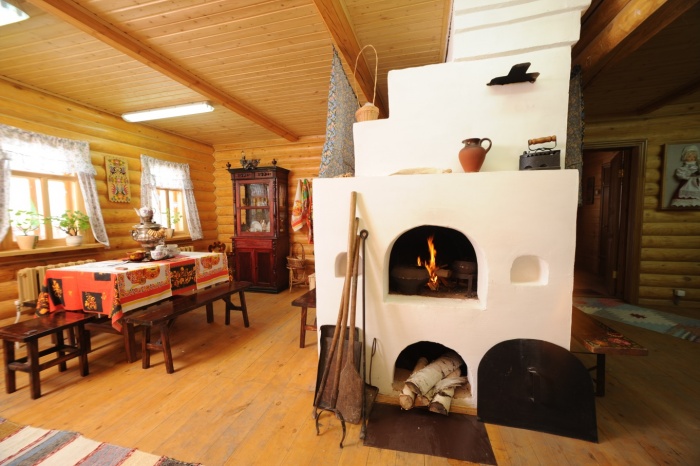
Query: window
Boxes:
[
  {"xmin": 2, "ymin": 171, "xmax": 90, "ymax": 249},
  {"xmin": 157, "ymin": 188, "xmax": 188, "ymax": 233},
  {"xmin": 0, "ymin": 124, "xmax": 110, "ymax": 248}
]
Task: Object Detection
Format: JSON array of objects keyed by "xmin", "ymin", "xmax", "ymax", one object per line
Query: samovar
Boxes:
[{"xmin": 131, "ymin": 207, "xmax": 164, "ymax": 252}]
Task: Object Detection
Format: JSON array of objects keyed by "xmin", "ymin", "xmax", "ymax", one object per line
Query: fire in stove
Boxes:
[{"xmin": 389, "ymin": 225, "xmax": 478, "ymax": 298}]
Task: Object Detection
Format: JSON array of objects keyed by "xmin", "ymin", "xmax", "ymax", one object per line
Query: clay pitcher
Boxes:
[{"xmin": 458, "ymin": 137, "xmax": 492, "ymax": 172}]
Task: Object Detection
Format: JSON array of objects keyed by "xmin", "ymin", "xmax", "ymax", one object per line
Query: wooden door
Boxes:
[{"xmin": 603, "ymin": 152, "xmax": 629, "ymax": 297}]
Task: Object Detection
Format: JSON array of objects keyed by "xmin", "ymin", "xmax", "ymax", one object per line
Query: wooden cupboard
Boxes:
[{"xmin": 227, "ymin": 163, "xmax": 289, "ymax": 292}]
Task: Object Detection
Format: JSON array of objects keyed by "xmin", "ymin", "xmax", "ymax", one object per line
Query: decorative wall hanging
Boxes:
[
  {"xmin": 105, "ymin": 155, "xmax": 131, "ymax": 203},
  {"xmin": 661, "ymin": 142, "xmax": 700, "ymax": 210},
  {"xmin": 319, "ymin": 47, "xmax": 357, "ymax": 178}
]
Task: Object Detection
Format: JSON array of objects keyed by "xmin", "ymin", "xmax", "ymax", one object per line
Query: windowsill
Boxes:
[{"xmin": 0, "ymin": 243, "xmax": 104, "ymax": 259}]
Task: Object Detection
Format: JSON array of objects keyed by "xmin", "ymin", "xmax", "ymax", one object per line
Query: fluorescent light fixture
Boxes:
[
  {"xmin": 122, "ymin": 101, "xmax": 215, "ymax": 122},
  {"xmin": 0, "ymin": 0, "xmax": 29, "ymax": 27}
]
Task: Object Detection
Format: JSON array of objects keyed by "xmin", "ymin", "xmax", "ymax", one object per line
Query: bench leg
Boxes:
[
  {"xmin": 26, "ymin": 339, "xmax": 41, "ymax": 400},
  {"xmin": 595, "ymin": 354, "xmax": 606, "ymax": 397},
  {"xmin": 55, "ymin": 329, "xmax": 67, "ymax": 372},
  {"xmin": 223, "ymin": 291, "xmax": 249, "ymax": 327},
  {"xmin": 206, "ymin": 303, "xmax": 214, "ymax": 323},
  {"xmin": 3, "ymin": 340, "xmax": 16, "ymax": 394},
  {"xmin": 300, "ymin": 306, "xmax": 308, "ymax": 349},
  {"xmin": 158, "ymin": 323, "xmax": 175, "ymax": 374}
]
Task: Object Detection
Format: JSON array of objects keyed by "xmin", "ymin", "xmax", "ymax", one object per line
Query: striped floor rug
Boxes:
[
  {"xmin": 0, "ymin": 418, "xmax": 201, "ymax": 466},
  {"xmin": 573, "ymin": 297, "xmax": 700, "ymax": 343}
]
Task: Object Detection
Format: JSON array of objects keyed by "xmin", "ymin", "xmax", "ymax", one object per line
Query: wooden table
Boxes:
[
  {"xmin": 291, "ymin": 288, "xmax": 316, "ymax": 348},
  {"xmin": 41, "ymin": 252, "xmax": 230, "ymax": 330}
]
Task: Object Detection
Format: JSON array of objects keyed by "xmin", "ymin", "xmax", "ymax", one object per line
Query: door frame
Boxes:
[{"xmin": 582, "ymin": 139, "xmax": 647, "ymax": 304}]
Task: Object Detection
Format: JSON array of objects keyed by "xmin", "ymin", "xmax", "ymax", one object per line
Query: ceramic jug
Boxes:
[{"xmin": 458, "ymin": 137, "xmax": 492, "ymax": 172}]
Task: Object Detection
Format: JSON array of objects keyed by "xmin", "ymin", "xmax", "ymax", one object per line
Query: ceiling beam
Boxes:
[
  {"xmin": 637, "ymin": 77, "xmax": 700, "ymax": 115},
  {"xmin": 312, "ymin": 0, "xmax": 388, "ymax": 118},
  {"xmin": 26, "ymin": 0, "xmax": 299, "ymax": 142},
  {"xmin": 573, "ymin": 0, "xmax": 699, "ymax": 88}
]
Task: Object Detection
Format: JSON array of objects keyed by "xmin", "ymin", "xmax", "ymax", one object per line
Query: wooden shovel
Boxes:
[
  {"xmin": 335, "ymin": 232, "xmax": 363, "ymax": 423},
  {"xmin": 313, "ymin": 192, "xmax": 357, "ymax": 411}
]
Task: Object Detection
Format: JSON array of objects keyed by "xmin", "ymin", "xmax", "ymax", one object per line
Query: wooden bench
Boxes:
[
  {"xmin": 0, "ymin": 312, "xmax": 93, "ymax": 399},
  {"xmin": 571, "ymin": 307, "xmax": 648, "ymax": 396},
  {"xmin": 124, "ymin": 281, "xmax": 251, "ymax": 373},
  {"xmin": 291, "ymin": 288, "xmax": 316, "ymax": 348}
]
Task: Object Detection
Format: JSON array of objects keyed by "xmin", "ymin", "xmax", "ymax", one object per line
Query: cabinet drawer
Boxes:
[
  {"xmin": 235, "ymin": 172, "xmax": 255, "ymax": 179},
  {"xmin": 255, "ymin": 171, "xmax": 274, "ymax": 179},
  {"xmin": 234, "ymin": 238, "xmax": 274, "ymax": 249}
]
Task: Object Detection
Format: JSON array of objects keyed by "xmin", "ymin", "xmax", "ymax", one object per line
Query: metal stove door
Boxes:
[{"xmin": 477, "ymin": 338, "xmax": 598, "ymax": 442}]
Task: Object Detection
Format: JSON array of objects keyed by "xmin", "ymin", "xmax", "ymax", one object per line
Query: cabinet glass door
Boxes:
[{"xmin": 239, "ymin": 182, "xmax": 271, "ymax": 233}]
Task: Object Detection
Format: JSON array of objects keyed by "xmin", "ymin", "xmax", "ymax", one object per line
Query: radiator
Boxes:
[{"xmin": 15, "ymin": 260, "xmax": 96, "ymax": 322}]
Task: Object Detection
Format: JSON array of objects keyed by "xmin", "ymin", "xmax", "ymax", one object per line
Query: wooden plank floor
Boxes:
[{"xmin": 1, "ymin": 288, "xmax": 699, "ymax": 465}]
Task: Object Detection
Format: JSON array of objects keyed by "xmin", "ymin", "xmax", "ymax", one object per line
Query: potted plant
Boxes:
[
  {"xmin": 47, "ymin": 210, "xmax": 91, "ymax": 246},
  {"xmin": 163, "ymin": 208, "xmax": 182, "ymax": 238},
  {"xmin": 8, "ymin": 209, "xmax": 43, "ymax": 250}
]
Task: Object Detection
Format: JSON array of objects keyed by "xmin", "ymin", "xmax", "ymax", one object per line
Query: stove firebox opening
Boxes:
[
  {"xmin": 389, "ymin": 225, "xmax": 477, "ymax": 298},
  {"xmin": 392, "ymin": 341, "xmax": 472, "ymax": 412}
]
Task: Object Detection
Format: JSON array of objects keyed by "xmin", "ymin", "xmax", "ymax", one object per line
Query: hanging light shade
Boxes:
[{"xmin": 0, "ymin": 0, "xmax": 29, "ymax": 27}]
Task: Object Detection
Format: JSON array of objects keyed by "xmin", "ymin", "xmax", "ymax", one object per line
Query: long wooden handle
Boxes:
[
  {"xmin": 347, "ymin": 234, "xmax": 362, "ymax": 366},
  {"xmin": 314, "ymin": 192, "xmax": 356, "ymax": 407},
  {"xmin": 528, "ymin": 135, "xmax": 556, "ymax": 145}
]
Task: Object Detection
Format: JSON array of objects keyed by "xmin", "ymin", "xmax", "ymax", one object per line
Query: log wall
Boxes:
[
  {"xmin": 585, "ymin": 112, "xmax": 700, "ymax": 312},
  {"xmin": 0, "ymin": 78, "xmax": 215, "ymax": 321}
]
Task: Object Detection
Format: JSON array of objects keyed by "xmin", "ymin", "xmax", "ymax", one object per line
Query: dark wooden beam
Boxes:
[
  {"xmin": 312, "ymin": 0, "xmax": 388, "ymax": 118},
  {"xmin": 637, "ymin": 78, "xmax": 700, "ymax": 115},
  {"xmin": 574, "ymin": 0, "xmax": 699, "ymax": 88},
  {"xmin": 26, "ymin": 0, "xmax": 299, "ymax": 142}
]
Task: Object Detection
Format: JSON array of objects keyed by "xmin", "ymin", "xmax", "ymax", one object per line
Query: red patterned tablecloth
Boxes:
[{"xmin": 39, "ymin": 252, "xmax": 229, "ymax": 330}]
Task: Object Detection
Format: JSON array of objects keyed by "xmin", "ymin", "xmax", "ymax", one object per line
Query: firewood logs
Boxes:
[{"xmin": 399, "ymin": 352, "xmax": 468, "ymax": 415}]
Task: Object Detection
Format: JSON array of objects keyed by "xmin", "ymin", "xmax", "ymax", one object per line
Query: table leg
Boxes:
[
  {"xmin": 142, "ymin": 327, "xmax": 151, "ymax": 369},
  {"xmin": 3, "ymin": 339, "xmax": 16, "ymax": 394},
  {"xmin": 124, "ymin": 322, "xmax": 137, "ymax": 363},
  {"xmin": 206, "ymin": 303, "xmax": 214, "ymax": 323},
  {"xmin": 77, "ymin": 324, "xmax": 89, "ymax": 377}
]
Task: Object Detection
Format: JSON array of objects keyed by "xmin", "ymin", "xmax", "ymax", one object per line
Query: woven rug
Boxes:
[
  {"xmin": 573, "ymin": 297, "xmax": 700, "ymax": 343},
  {"xmin": 0, "ymin": 418, "xmax": 201, "ymax": 465}
]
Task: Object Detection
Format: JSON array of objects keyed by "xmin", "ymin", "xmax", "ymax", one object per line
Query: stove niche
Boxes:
[{"xmin": 389, "ymin": 225, "xmax": 477, "ymax": 298}]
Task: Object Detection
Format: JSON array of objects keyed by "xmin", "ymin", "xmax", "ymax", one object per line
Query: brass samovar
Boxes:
[{"xmin": 130, "ymin": 207, "xmax": 164, "ymax": 252}]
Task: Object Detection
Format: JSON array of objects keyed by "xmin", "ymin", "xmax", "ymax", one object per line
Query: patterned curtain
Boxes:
[
  {"xmin": 566, "ymin": 65, "xmax": 585, "ymax": 205},
  {"xmin": 319, "ymin": 47, "xmax": 357, "ymax": 178},
  {"xmin": 0, "ymin": 124, "xmax": 110, "ymax": 246},
  {"xmin": 140, "ymin": 155, "xmax": 203, "ymax": 240}
]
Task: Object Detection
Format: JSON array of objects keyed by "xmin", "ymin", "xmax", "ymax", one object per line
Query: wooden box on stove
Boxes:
[{"xmin": 227, "ymin": 164, "xmax": 289, "ymax": 293}]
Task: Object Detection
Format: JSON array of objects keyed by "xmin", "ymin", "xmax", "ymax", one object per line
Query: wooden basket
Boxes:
[{"xmin": 287, "ymin": 242, "xmax": 306, "ymax": 269}]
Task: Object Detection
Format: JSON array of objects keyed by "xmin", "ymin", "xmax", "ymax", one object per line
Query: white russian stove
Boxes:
[{"xmin": 313, "ymin": 0, "xmax": 590, "ymax": 411}]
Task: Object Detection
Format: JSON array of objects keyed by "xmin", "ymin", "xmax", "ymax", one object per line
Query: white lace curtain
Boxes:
[
  {"xmin": 0, "ymin": 124, "xmax": 110, "ymax": 246},
  {"xmin": 140, "ymin": 154, "xmax": 203, "ymax": 240}
]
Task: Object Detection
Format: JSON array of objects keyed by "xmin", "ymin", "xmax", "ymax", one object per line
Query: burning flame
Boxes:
[{"xmin": 424, "ymin": 235, "xmax": 439, "ymax": 290}]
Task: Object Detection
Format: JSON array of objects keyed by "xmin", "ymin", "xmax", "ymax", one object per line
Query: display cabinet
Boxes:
[{"xmin": 227, "ymin": 163, "xmax": 289, "ymax": 292}]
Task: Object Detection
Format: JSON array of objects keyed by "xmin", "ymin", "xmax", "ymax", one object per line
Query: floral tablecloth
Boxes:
[{"xmin": 38, "ymin": 252, "xmax": 229, "ymax": 330}]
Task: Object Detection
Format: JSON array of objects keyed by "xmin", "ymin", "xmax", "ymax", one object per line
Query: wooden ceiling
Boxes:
[{"xmin": 1, "ymin": 0, "xmax": 698, "ymax": 148}]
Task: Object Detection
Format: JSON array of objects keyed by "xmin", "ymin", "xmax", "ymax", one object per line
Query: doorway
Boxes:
[{"xmin": 574, "ymin": 141, "xmax": 646, "ymax": 302}]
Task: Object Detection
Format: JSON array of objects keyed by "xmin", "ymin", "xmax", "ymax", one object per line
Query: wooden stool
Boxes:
[
  {"xmin": 0, "ymin": 312, "xmax": 93, "ymax": 399},
  {"xmin": 291, "ymin": 288, "xmax": 317, "ymax": 348}
]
